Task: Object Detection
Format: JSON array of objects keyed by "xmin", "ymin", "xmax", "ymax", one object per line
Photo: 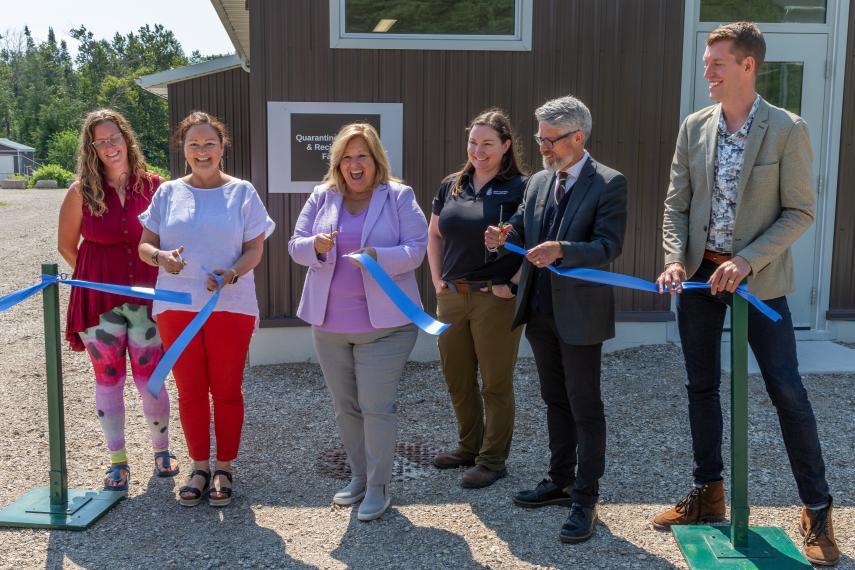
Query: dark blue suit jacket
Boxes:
[{"xmin": 506, "ymin": 157, "xmax": 628, "ymax": 345}]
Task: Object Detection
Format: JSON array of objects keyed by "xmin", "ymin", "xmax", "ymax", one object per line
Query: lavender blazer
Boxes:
[{"xmin": 288, "ymin": 181, "xmax": 428, "ymax": 329}]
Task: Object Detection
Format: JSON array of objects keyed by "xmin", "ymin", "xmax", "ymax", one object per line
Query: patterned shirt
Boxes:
[{"xmin": 706, "ymin": 95, "xmax": 761, "ymax": 253}]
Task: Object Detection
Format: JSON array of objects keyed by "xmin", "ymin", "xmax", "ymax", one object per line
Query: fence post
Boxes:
[
  {"xmin": 42, "ymin": 263, "xmax": 69, "ymax": 509},
  {"xmin": 729, "ymin": 293, "xmax": 749, "ymax": 547},
  {"xmin": 672, "ymin": 289, "xmax": 811, "ymax": 568},
  {"xmin": 0, "ymin": 264, "xmax": 124, "ymax": 529}
]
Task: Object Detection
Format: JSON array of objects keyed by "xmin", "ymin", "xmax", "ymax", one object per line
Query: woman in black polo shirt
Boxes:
[{"xmin": 428, "ymin": 109, "xmax": 528, "ymax": 488}]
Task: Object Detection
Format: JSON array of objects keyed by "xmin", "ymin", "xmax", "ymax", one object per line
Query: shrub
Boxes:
[
  {"xmin": 28, "ymin": 164, "xmax": 75, "ymax": 188},
  {"xmin": 46, "ymin": 129, "xmax": 80, "ymax": 172},
  {"xmin": 147, "ymin": 163, "xmax": 171, "ymax": 180}
]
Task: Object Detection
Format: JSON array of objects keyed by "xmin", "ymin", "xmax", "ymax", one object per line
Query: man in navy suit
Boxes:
[{"xmin": 486, "ymin": 95, "xmax": 627, "ymax": 544}]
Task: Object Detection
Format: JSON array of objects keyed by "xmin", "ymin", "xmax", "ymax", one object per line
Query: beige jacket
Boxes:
[{"xmin": 662, "ymin": 97, "xmax": 815, "ymax": 300}]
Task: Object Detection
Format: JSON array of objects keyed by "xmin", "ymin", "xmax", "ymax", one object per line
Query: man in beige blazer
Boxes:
[{"xmin": 653, "ymin": 22, "xmax": 837, "ymax": 566}]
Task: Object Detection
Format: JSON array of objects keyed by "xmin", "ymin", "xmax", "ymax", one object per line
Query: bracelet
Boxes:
[
  {"xmin": 150, "ymin": 249, "xmax": 160, "ymax": 265},
  {"xmin": 227, "ymin": 267, "xmax": 239, "ymax": 285}
]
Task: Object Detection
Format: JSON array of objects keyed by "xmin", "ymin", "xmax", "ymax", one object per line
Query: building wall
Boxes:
[
  {"xmin": 829, "ymin": 4, "xmax": 855, "ymax": 320},
  {"xmin": 249, "ymin": 0, "xmax": 685, "ymax": 325},
  {"xmin": 167, "ymin": 67, "xmax": 252, "ymax": 182}
]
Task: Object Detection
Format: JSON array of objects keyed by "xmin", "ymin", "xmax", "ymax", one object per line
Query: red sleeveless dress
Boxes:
[{"xmin": 65, "ymin": 175, "xmax": 162, "ymax": 351}]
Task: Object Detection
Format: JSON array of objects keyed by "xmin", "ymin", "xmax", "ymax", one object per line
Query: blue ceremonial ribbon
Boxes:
[
  {"xmin": 47, "ymin": 275, "xmax": 192, "ymax": 304},
  {"xmin": 0, "ymin": 279, "xmax": 53, "ymax": 311},
  {"xmin": 146, "ymin": 270, "xmax": 223, "ymax": 398},
  {"xmin": 503, "ymin": 242, "xmax": 781, "ymax": 322},
  {"xmin": 0, "ymin": 274, "xmax": 192, "ymax": 312},
  {"xmin": 349, "ymin": 252, "xmax": 450, "ymax": 335}
]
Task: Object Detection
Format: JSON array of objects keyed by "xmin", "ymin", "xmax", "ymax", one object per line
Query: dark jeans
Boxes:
[
  {"xmin": 525, "ymin": 311, "xmax": 605, "ymax": 508},
  {"xmin": 677, "ymin": 259, "xmax": 829, "ymax": 507}
]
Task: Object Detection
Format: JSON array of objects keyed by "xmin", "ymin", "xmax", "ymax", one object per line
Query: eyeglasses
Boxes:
[
  {"xmin": 534, "ymin": 130, "xmax": 579, "ymax": 149},
  {"xmin": 91, "ymin": 134, "xmax": 124, "ymax": 150}
]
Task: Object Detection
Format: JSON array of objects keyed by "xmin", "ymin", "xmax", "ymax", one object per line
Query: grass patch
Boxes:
[{"xmin": 0, "ymin": 201, "xmax": 8, "ymax": 207}]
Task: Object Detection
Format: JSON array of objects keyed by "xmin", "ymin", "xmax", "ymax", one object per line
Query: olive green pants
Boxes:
[{"xmin": 437, "ymin": 289, "xmax": 522, "ymax": 471}]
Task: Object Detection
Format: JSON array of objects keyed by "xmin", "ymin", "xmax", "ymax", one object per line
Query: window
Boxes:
[
  {"xmin": 700, "ymin": 0, "xmax": 826, "ymax": 24},
  {"xmin": 756, "ymin": 62, "xmax": 804, "ymax": 115},
  {"xmin": 330, "ymin": 0, "xmax": 533, "ymax": 51}
]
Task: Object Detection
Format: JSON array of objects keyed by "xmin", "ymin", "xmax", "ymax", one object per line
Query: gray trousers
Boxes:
[{"xmin": 313, "ymin": 324, "xmax": 418, "ymax": 486}]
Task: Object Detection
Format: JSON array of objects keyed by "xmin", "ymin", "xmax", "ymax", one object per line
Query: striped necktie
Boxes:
[{"xmin": 555, "ymin": 171, "xmax": 569, "ymax": 203}]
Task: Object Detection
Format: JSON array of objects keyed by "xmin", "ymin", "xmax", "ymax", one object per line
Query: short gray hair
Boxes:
[{"xmin": 535, "ymin": 95, "xmax": 592, "ymax": 142}]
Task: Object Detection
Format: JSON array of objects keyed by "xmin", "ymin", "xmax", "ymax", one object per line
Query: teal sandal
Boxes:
[{"xmin": 104, "ymin": 463, "xmax": 130, "ymax": 492}]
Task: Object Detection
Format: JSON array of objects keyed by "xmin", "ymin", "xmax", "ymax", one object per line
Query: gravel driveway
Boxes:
[{"xmin": 0, "ymin": 189, "xmax": 852, "ymax": 569}]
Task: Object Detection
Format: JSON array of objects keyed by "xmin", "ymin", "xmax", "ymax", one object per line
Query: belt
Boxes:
[
  {"xmin": 703, "ymin": 249, "xmax": 733, "ymax": 265},
  {"xmin": 448, "ymin": 280, "xmax": 491, "ymax": 294}
]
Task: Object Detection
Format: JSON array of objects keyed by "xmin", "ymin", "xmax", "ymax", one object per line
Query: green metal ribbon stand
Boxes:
[
  {"xmin": 0, "ymin": 264, "xmax": 124, "ymax": 530},
  {"xmin": 672, "ymin": 293, "xmax": 811, "ymax": 568}
]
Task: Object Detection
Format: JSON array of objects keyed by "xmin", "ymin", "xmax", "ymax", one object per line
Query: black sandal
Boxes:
[
  {"xmin": 208, "ymin": 469, "xmax": 233, "ymax": 507},
  {"xmin": 178, "ymin": 469, "xmax": 210, "ymax": 507}
]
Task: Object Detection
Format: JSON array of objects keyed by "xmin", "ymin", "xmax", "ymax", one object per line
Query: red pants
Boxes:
[{"xmin": 157, "ymin": 310, "xmax": 254, "ymax": 462}]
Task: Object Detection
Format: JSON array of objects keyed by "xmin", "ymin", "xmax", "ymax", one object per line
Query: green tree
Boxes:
[
  {"xmin": 98, "ymin": 72, "xmax": 170, "ymax": 169},
  {"xmin": 1, "ymin": 23, "xmax": 230, "ymax": 172},
  {"xmin": 46, "ymin": 128, "xmax": 80, "ymax": 171},
  {"xmin": 0, "ymin": 61, "xmax": 14, "ymax": 137}
]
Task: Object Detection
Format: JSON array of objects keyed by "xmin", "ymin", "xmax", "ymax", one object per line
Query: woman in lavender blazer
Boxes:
[{"xmin": 288, "ymin": 123, "xmax": 427, "ymax": 521}]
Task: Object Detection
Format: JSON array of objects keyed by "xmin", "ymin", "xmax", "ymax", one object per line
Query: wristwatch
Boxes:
[
  {"xmin": 508, "ymin": 282, "xmax": 518, "ymax": 295},
  {"xmin": 150, "ymin": 249, "xmax": 160, "ymax": 265}
]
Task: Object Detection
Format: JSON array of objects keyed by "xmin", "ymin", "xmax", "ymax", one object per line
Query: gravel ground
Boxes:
[{"xmin": 0, "ymin": 188, "xmax": 853, "ymax": 569}]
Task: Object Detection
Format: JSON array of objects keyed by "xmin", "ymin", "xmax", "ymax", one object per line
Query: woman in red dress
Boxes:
[{"xmin": 57, "ymin": 109, "xmax": 178, "ymax": 492}]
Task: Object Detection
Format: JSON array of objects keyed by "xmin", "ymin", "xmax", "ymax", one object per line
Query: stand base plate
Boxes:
[
  {"xmin": 672, "ymin": 525, "xmax": 811, "ymax": 569},
  {"xmin": 0, "ymin": 487, "xmax": 124, "ymax": 530}
]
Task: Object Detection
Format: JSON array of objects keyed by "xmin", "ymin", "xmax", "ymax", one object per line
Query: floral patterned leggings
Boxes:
[{"xmin": 79, "ymin": 303, "xmax": 170, "ymax": 464}]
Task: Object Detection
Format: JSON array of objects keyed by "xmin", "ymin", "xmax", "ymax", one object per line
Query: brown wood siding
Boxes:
[
  {"xmin": 250, "ymin": 0, "xmax": 685, "ymax": 323},
  {"xmin": 828, "ymin": 5, "xmax": 855, "ymax": 320},
  {"xmin": 167, "ymin": 67, "xmax": 252, "ymax": 183}
]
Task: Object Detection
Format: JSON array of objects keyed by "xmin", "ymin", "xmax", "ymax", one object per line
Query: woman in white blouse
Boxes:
[{"xmin": 138, "ymin": 111, "xmax": 275, "ymax": 508}]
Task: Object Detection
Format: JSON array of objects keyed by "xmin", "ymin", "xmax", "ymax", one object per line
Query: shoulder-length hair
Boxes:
[
  {"xmin": 76, "ymin": 109, "xmax": 151, "ymax": 216},
  {"xmin": 322, "ymin": 123, "xmax": 399, "ymax": 192},
  {"xmin": 446, "ymin": 108, "xmax": 527, "ymax": 197}
]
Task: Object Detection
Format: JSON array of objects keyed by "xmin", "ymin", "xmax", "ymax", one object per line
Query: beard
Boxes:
[
  {"xmin": 542, "ymin": 154, "xmax": 566, "ymax": 172},
  {"xmin": 542, "ymin": 150, "xmax": 579, "ymax": 173},
  {"xmin": 542, "ymin": 156, "xmax": 556, "ymax": 173}
]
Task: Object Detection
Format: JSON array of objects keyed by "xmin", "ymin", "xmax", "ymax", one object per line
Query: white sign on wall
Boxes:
[{"xmin": 267, "ymin": 101, "xmax": 404, "ymax": 193}]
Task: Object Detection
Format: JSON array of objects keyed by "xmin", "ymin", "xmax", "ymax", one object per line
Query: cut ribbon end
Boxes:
[{"xmin": 350, "ymin": 251, "xmax": 450, "ymax": 336}]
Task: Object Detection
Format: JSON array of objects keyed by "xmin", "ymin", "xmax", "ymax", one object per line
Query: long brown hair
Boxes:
[
  {"xmin": 76, "ymin": 109, "xmax": 151, "ymax": 216},
  {"xmin": 448, "ymin": 108, "xmax": 527, "ymax": 197}
]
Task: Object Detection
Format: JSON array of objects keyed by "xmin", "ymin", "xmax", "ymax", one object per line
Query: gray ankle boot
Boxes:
[
  {"xmin": 333, "ymin": 477, "xmax": 366, "ymax": 505},
  {"xmin": 357, "ymin": 484, "xmax": 390, "ymax": 521}
]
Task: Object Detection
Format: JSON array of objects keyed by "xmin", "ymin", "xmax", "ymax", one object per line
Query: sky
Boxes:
[{"xmin": 3, "ymin": 0, "xmax": 236, "ymax": 59}]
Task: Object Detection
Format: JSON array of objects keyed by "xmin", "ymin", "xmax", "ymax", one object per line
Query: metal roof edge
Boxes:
[{"xmin": 135, "ymin": 54, "xmax": 244, "ymax": 98}]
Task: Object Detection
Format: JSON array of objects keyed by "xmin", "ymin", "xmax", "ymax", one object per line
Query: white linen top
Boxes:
[{"xmin": 139, "ymin": 177, "xmax": 275, "ymax": 317}]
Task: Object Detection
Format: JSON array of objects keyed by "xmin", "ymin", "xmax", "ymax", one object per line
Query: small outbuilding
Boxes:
[{"xmin": 0, "ymin": 138, "xmax": 36, "ymax": 180}]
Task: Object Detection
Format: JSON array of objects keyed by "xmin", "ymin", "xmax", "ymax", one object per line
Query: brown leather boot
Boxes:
[
  {"xmin": 432, "ymin": 450, "xmax": 476, "ymax": 470},
  {"xmin": 652, "ymin": 480, "xmax": 726, "ymax": 530},
  {"xmin": 799, "ymin": 496, "xmax": 839, "ymax": 566}
]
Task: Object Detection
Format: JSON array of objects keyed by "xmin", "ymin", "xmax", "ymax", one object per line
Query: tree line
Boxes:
[{"xmin": 0, "ymin": 24, "xmax": 227, "ymax": 177}]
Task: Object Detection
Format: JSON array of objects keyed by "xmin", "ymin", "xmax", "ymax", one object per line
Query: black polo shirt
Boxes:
[{"xmin": 431, "ymin": 173, "xmax": 526, "ymax": 283}]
